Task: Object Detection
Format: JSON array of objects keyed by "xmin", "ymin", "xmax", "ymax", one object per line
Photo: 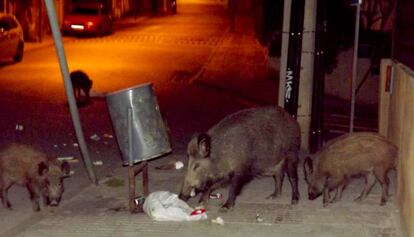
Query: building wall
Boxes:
[{"xmin": 379, "ymin": 60, "xmax": 414, "ymax": 237}]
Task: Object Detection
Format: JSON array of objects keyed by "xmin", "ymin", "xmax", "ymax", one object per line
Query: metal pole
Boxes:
[
  {"xmin": 43, "ymin": 0, "xmax": 97, "ymax": 185},
  {"xmin": 349, "ymin": 1, "xmax": 361, "ymax": 133},
  {"xmin": 309, "ymin": 0, "xmax": 326, "ymax": 153},
  {"xmin": 278, "ymin": 0, "xmax": 292, "ymax": 107},
  {"xmin": 284, "ymin": 0, "xmax": 306, "ymax": 117}
]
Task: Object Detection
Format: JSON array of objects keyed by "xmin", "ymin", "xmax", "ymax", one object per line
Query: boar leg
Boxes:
[
  {"xmin": 331, "ymin": 183, "xmax": 346, "ymax": 203},
  {"xmin": 323, "ymin": 175, "xmax": 344, "ymax": 207},
  {"xmin": 26, "ymin": 183, "xmax": 40, "ymax": 211},
  {"xmin": 286, "ymin": 157, "xmax": 299, "ymax": 204},
  {"xmin": 355, "ymin": 172, "xmax": 376, "ymax": 202},
  {"xmin": 1, "ymin": 179, "xmax": 13, "ymax": 209},
  {"xmin": 267, "ymin": 160, "xmax": 285, "ymax": 199},
  {"xmin": 220, "ymin": 174, "xmax": 251, "ymax": 211},
  {"xmin": 374, "ymin": 170, "xmax": 390, "ymax": 206}
]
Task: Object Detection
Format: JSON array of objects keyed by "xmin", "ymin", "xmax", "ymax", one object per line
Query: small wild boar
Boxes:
[
  {"xmin": 0, "ymin": 143, "xmax": 71, "ymax": 211},
  {"xmin": 179, "ymin": 106, "xmax": 301, "ymax": 211},
  {"xmin": 304, "ymin": 132, "xmax": 398, "ymax": 207}
]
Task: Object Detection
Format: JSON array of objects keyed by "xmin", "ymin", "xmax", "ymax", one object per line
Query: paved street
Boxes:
[{"xmin": 0, "ymin": 0, "xmax": 403, "ymax": 236}]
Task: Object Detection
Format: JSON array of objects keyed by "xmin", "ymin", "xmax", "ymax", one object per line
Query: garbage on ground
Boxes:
[
  {"xmin": 15, "ymin": 124, "xmax": 24, "ymax": 131},
  {"xmin": 134, "ymin": 196, "xmax": 145, "ymax": 208},
  {"xmin": 93, "ymin": 160, "xmax": 103, "ymax": 166},
  {"xmin": 143, "ymin": 191, "xmax": 208, "ymax": 222},
  {"xmin": 73, "ymin": 143, "xmax": 79, "ymax": 147},
  {"xmin": 103, "ymin": 133, "xmax": 113, "ymax": 139},
  {"xmin": 211, "ymin": 217, "xmax": 225, "ymax": 225},
  {"xmin": 209, "ymin": 193, "xmax": 222, "ymax": 199},
  {"xmin": 256, "ymin": 213, "xmax": 264, "ymax": 223},
  {"xmin": 57, "ymin": 156, "xmax": 79, "ymax": 163},
  {"xmin": 175, "ymin": 161, "xmax": 184, "ymax": 170},
  {"xmin": 69, "ymin": 170, "xmax": 75, "ymax": 176},
  {"xmin": 90, "ymin": 134, "xmax": 101, "ymax": 141},
  {"xmin": 155, "ymin": 161, "xmax": 184, "ymax": 170}
]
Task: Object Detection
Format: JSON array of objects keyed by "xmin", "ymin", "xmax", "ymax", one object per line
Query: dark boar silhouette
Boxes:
[
  {"xmin": 304, "ymin": 132, "xmax": 398, "ymax": 207},
  {"xmin": 0, "ymin": 143, "xmax": 71, "ymax": 211},
  {"xmin": 179, "ymin": 106, "xmax": 301, "ymax": 211},
  {"xmin": 70, "ymin": 70, "xmax": 93, "ymax": 103}
]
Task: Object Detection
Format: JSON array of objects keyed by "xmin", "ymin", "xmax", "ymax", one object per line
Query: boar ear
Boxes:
[
  {"xmin": 38, "ymin": 161, "xmax": 49, "ymax": 176},
  {"xmin": 197, "ymin": 133, "xmax": 211, "ymax": 158},
  {"xmin": 61, "ymin": 161, "xmax": 71, "ymax": 177},
  {"xmin": 303, "ymin": 157, "xmax": 313, "ymax": 184}
]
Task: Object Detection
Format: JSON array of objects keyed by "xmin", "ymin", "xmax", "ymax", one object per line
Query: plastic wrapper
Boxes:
[{"xmin": 143, "ymin": 191, "xmax": 208, "ymax": 221}]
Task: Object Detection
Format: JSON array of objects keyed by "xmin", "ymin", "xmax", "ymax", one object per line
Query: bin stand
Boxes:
[{"xmin": 128, "ymin": 161, "xmax": 149, "ymax": 213}]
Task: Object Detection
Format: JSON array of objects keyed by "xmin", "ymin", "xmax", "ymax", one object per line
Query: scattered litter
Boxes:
[
  {"xmin": 69, "ymin": 170, "xmax": 75, "ymax": 176},
  {"xmin": 175, "ymin": 161, "xmax": 184, "ymax": 170},
  {"xmin": 73, "ymin": 143, "xmax": 79, "ymax": 147},
  {"xmin": 155, "ymin": 161, "xmax": 184, "ymax": 170},
  {"xmin": 143, "ymin": 191, "xmax": 208, "ymax": 222},
  {"xmin": 57, "ymin": 156, "xmax": 79, "ymax": 163},
  {"xmin": 212, "ymin": 217, "xmax": 225, "ymax": 225},
  {"xmin": 256, "ymin": 213, "xmax": 264, "ymax": 223},
  {"xmin": 134, "ymin": 196, "xmax": 145, "ymax": 207},
  {"xmin": 57, "ymin": 156, "xmax": 75, "ymax": 161},
  {"xmin": 209, "ymin": 193, "xmax": 222, "ymax": 199},
  {"xmin": 190, "ymin": 188, "xmax": 196, "ymax": 197},
  {"xmin": 103, "ymin": 133, "xmax": 113, "ymax": 139},
  {"xmin": 54, "ymin": 144, "xmax": 59, "ymax": 148},
  {"xmin": 93, "ymin": 160, "xmax": 103, "ymax": 166},
  {"xmin": 15, "ymin": 124, "xmax": 24, "ymax": 131},
  {"xmin": 103, "ymin": 141, "xmax": 109, "ymax": 145},
  {"xmin": 62, "ymin": 143, "xmax": 67, "ymax": 147},
  {"xmin": 90, "ymin": 134, "xmax": 101, "ymax": 141}
]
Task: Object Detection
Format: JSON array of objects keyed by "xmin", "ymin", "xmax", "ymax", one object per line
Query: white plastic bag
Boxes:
[{"xmin": 143, "ymin": 191, "xmax": 208, "ymax": 221}]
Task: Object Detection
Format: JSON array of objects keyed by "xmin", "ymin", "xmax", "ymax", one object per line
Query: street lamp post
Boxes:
[{"xmin": 43, "ymin": 0, "xmax": 98, "ymax": 185}]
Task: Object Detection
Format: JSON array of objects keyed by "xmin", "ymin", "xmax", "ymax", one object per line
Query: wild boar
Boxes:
[
  {"xmin": 0, "ymin": 143, "xmax": 71, "ymax": 211},
  {"xmin": 179, "ymin": 106, "xmax": 301, "ymax": 211},
  {"xmin": 304, "ymin": 132, "xmax": 398, "ymax": 207}
]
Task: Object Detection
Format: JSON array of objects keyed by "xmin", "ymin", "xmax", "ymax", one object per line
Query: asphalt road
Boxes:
[{"xmin": 0, "ymin": 2, "xmax": 238, "ymax": 151}]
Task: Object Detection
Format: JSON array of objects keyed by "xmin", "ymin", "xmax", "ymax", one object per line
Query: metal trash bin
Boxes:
[{"xmin": 106, "ymin": 83, "xmax": 171, "ymax": 166}]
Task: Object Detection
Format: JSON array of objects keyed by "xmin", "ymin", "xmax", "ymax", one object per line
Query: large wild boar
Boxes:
[
  {"xmin": 0, "ymin": 143, "xmax": 71, "ymax": 211},
  {"xmin": 179, "ymin": 106, "xmax": 301, "ymax": 211},
  {"xmin": 304, "ymin": 132, "xmax": 398, "ymax": 207}
]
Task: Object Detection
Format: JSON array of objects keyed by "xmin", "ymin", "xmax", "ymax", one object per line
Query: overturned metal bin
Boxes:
[
  {"xmin": 106, "ymin": 82, "xmax": 172, "ymax": 165},
  {"xmin": 106, "ymin": 83, "xmax": 172, "ymax": 212}
]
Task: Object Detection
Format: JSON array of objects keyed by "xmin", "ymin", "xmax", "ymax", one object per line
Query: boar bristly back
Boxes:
[
  {"xmin": 304, "ymin": 132, "xmax": 398, "ymax": 207},
  {"xmin": 179, "ymin": 106, "xmax": 301, "ymax": 211}
]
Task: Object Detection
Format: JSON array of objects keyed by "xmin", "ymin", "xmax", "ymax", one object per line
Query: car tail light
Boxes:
[{"xmin": 86, "ymin": 21, "xmax": 94, "ymax": 27}]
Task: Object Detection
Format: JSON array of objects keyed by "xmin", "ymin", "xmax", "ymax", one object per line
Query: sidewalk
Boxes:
[{"xmin": 4, "ymin": 153, "xmax": 402, "ymax": 237}]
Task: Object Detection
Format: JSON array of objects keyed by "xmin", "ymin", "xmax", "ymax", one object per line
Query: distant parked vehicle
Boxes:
[
  {"xmin": 62, "ymin": 3, "xmax": 113, "ymax": 36},
  {"xmin": 0, "ymin": 13, "xmax": 24, "ymax": 62}
]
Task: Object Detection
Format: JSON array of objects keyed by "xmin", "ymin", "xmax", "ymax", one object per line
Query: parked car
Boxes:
[
  {"xmin": 0, "ymin": 13, "xmax": 24, "ymax": 62},
  {"xmin": 62, "ymin": 3, "xmax": 113, "ymax": 36}
]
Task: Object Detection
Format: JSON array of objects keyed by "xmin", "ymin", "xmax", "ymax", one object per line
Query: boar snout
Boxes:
[
  {"xmin": 308, "ymin": 191, "xmax": 320, "ymax": 200},
  {"xmin": 178, "ymin": 193, "xmax": 190, "ymax": 201}
]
